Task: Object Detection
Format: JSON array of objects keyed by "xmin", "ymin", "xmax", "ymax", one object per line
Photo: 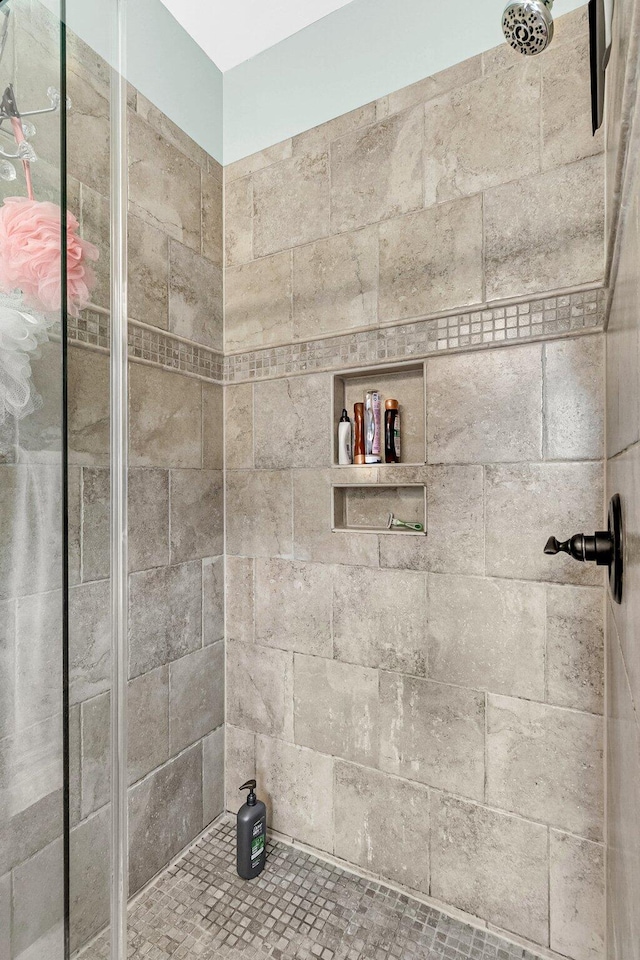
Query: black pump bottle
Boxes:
[{"xmin": 236, "ymin": 780, "xmax": 267, "ymax": 879}]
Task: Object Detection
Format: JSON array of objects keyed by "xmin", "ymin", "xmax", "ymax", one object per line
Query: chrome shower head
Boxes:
[{"xmin": 502, "ymin": 0, "xmax": 554, "ymax": 56}]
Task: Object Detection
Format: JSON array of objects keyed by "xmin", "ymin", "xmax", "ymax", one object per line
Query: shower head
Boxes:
[{"xmin": 502, "ymin": 0, "xmax": 554, "ymax": 56}]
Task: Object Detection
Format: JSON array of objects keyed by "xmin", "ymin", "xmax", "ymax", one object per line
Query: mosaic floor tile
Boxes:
[{"xmin": 79, "ymin": 816, "xmax": 545, "ymax": 960}]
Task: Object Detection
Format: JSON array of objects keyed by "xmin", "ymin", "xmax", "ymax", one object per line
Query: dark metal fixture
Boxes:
[{"xmin": 544, "ymin": 493, "xmax": 623, "ymax": 603}]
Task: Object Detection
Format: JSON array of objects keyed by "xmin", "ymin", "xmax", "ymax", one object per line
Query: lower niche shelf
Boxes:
[{"xmin": 332, "ymin": 483, "xmax": 427, "ymax": 535}]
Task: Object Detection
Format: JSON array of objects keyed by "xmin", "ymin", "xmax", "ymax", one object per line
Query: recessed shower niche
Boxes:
[{"xmin": 332, "ymin": 482, "xmax": 427, "ymax": 535}]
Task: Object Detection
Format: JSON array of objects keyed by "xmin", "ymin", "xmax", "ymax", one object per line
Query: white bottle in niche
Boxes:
[{"xmin": 338, "ymin": 409, "xmax": 352, "ymax": 464}]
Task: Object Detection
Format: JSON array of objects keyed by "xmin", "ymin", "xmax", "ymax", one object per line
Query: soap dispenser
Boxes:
[{"xmin": 236, "ymin": 779, "xmax": 267, "ymax": 879}]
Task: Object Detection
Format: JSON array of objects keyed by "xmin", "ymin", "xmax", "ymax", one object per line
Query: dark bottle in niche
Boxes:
[
  {"xmin": 237, "ymin": 779, "xmax": 267, "ymax": 879},
  {"xmin": 384, "ymin": 398, "xmax": 401, "ymax": 463}
]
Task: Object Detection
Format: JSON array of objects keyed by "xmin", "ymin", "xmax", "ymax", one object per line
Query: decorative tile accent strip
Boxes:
[
  {"xmin": 225, "ymin": 287, "xmax": 606, "ymax": 383},
  {"xmin": 79, "ymin": 815, "xmax": 546, "ymax": 960}
]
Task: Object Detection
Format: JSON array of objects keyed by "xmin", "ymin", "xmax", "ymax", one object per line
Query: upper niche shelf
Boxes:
[{"xmin": 332, "ymin": 361, "xmax": 426, "ymax": 467}]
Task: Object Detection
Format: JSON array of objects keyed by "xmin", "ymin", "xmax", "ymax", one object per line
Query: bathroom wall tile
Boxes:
[
  {"xmin": 129, "ymin": 561, "xmax": 202, "ymax": 678},
  {"xmin": 68, "ymin": 348, "xmax": 110, "ymax": 466},
  {"xmin": 334, "ymin": 762, "xmax": 430, "ymax": 894},
  {"xmin": 546, "ymin": 585, "xmax": 604, "ymax": 713},
  {"xmin": 254, "ymin": 374, "xmax": 331, "ymax": 469},
  {"xmin": 203, "ymin": 725, "xmax": 225, "ymax": 826},
  {"xmin": 135, "ymin": 92, "xmax": 208, "ymax": 169},
  {"xmin": 128, "ymin": 111, "xmax": 201, "ymax": 252},
  {"xmin": 12, "ymin": 838, "xmax": 63, "ymax": 957},
  {"xmin": 428, "ymin": 574, "xmax": 546, "ymax": 699},
  {"xmin": 202, "ymin": 383, "xmax": 224, "ymax": 470},
  {"xmin": 80, "ymin": 468, "xmax": 110, "ymax": 582},
  {"xmin": 379, "ymin": 465, "xmax": 484, "ymax": 575},
  {"xmin": 129, "ymin": 744, "xmax": 203, "ymax": 894},
  {"xmin": 69, "ymin": 806, "xmax": 110, "ymax": 952},
  {"xmin": 128, "ymin": 666, "xmax": 170, "ymax": 784},
  {"xmin": 485, "ymin": 462, "xmax": 604, "ymax": 585},
  {"xmin": 129, "ymin": 364, "xmax": 202, "ymax": 469},
  {"xmin": 169, "ymin": 642, "xmax": 225, "ymax": 753},
  {"xmin": 293, "ymin": 469, "xmax": 379, "ymax": 567},
  {"xmin": 378, "ymin": 196, "xmax": 483, "ymax": 322},
  {"xmin": 484, "ymin": 156, "xmax": 605, "ymax": 300},
  {"xmin": 427, "ymin": 344, "xmax": 542, "ymax": 464},
  {"xmin": 379, "ymin": 672, "xmax": 485, "ymax": 800},
  {"xmin": 78, "ymin": 184, "xmax": 110, "ymax": 313},
  {"xmin": 128, "ymin": 214, "xmax": 169, "ymax": 330},
  {"xmin": 330, "ymin": 107, "xmax": 424, "ymax": 232},
  {"xmin": 69, "ymin": 579, "xmax": 111, "ymax": 705},
  {"xmin": 294, "ymin": 656, "xmax": 379, "ymax": 767},
  {"xmin": 541, "ymin": 27, "xmax": 604, "ymax": 170},
  {"xmin": 203, "ymin": 556, "xmax": 225, "ymax": 645},
  {"xmin": 225, "ymin": 383, "xmax": 254, "ymax": 469},
  {"xmin": 550, "ymin": 831, "xmax": 605, "ymax": 960},
  {"xmin": 424, "ymin": 61, "xmax": 540, "ymax": 205},
  {"xmin": 334, "ymin": 567, "xmax": 427, "ymax": 675},
  {"xmin": 544, "ymin": 335, "xmax": 605, "ymax": 461},
  {"xmin": 201, "ymin": 166, "xmax": 223, "ymax": 267},
  {"xmin": 431, "ymin": 795, "xmax": 549, "ymax": 945},
  {"xmin": 486, "ymin": 695, "xmax": 604, "ymax": 840},
  {"xmin": 383, "ymin": 56, "xmax": 483, "ymax": 116},
  {"xmin": 255, "ymin": 558, "xmax": 333, "ymax": 656},
  {"xmin": 68, "ymin": 466, "xmax": 82, "ymax": 588},
  {"xmin": 292, "ymin": 227, "xmax": 378, "ymax": 339},
  {"xmin": 169, "ymin": 240, "xmax": 223, "ymax": 350},
  {"xmin": 169, "ymin": 469, "xmax": 223, "ymax": 563},
  {"xmin": 226, "ymin": 470, "xmax": 293, "ymax": 559},
  {"xmin": 225, "ymin": 725, "xmax": 256, "ymax": 814},
  {"xmin": 225, "ymin": 556, "xmax": 255, "ymax": 643},
  {"xmin": 253, "ymin": 152, "xmax": 330, "ymax": 257},
  {"xmin": 80, "ymin": 693, "xmax": 110, "ymax": 816},
  {"xmin": 225, "ymin": 176, "xmax": 253, "ymax": 267},
  {"xmin": 0, "ymin": 601, "xmax": 14, "ymax": 740},
  {"xmin": 68, "ymin": 703, "xmax": 81, "ymax": 828},
  {"xmin": 255, "ymin": 735, "xmax": 334, "ymax": 852},
  {"xmin": 225, "ymin": 252, "xmax": 292, "ymax": 352},
  {"xmin": 227, "ymin": 639, "xmax": 293, "ymax": 740},
  {"xmin": 67, "ymin": 70, "xmax": 110, "ymax": 197},
  {"xmin": 292, "ymin": 104, "xmax": 377, "ymax": 159},
  {"xmin": 225, "ymin": 139, "xmax": 292, "ymax": 183},
  {"xmin": 18, "ymin": 342, "xmax": 63, "ymax": 460},
  {"xmin": 15, "ymin": 591, "xmax": 62, "ymax": 730},
  {"xmin": 0, "ymin": 872, "xmax": 9, "ymax": 960},
  {"xmin": 0, "ymin": 787, "xmax": 62, "ymax": 881},
  {"xmin": 129, "ymin": 468, "xmax": 170, "ymax": 573}
]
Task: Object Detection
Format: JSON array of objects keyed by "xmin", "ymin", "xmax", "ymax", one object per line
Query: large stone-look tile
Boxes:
[
  {"xmin": 79, "ymin": 693, "xmax": 110, "ymax": 816},
  {"xmin": 431, "ymin": 795, "xmax": 549, "ymax": 945},
  {"xmin": 226, "ymin": 470, "xmax": 293, "ymax": 558},
  {"xmin": 12, "ymin": 838, "xmax": 63, "ymax": 957},
  {"xmin": 334, "ymin": 761, "xmax": 430, "ymax": 894},
  {"xmin": 331, "ymin": 107, "xmax": 423, "ymax": 232},
  {"xmin": 201, "ymin": 166, "xmax": 223, "ymax": 267},
  {"xmin": 225, "ymin": 382, "xmax": 253, "ymax": 469},
  {"xmin": 225, "ymin": 725, "xmax": 256, "ymax": 814},
  {"xmin": 225, "ymin": 251, "xmax": 292, "ymax": 352},
  {"xmin": 0, "ymin": 871, "xmax": 9, "ymax": 959},
  {"xmin": 68, "ymin": 807, "xmax": 110, "ymax": 953},
  {"xmin": 15, "ymin": 591, "xmax": 62, "ymax": 730},
  {"xmin": 203, "ymin": 556, "xmax": 225, "ymax": 645},
  {"xmin": 294, "ymin": 656, "xmax": 379, "ymax": 766},
  {"xmin": 225, "ymin": 139, "xmax": 292, "ymax": 183},
  {"xmin": 69, "ymin": 579, "xmax": 110, "ymax": 705},
  {"xmin": 169, "ymin": 240, "xmax": 223, "ymax": 350},
  {"xmin": 169, "ymin": 642, "xmax": 224, "ymax": 753},
  {"xmin": 255, "ymin": 735, "xmax": 334, "ymax": 852},
  {"xmin": 379, "ymin": 465, "xmax": 484, "ymax": 574},
  {"xmin": 550, "ymin": 831, "xmax": 605, "ymax": 960},
  {"xmin": 292, "ymin": 103, "xmax": 377, "ymax": 159},
  {"xmin": 129, "ymin": 469, "xmax": 170, "ymax": 573},
  {"xmin": 427, "ymin": 344, "xmax": 542, "ymax": 463},
  {"xmin": 379, "ymin": 672, "xmax": 485, "ymax": 800},
  {"xmin": 292, "ymin": 227, "xmax": 378, "ymax": 339},
  {"xmin": 546, "ymin": 585, "xmax": 604, "ymax": 713},
  {"xmin": 428, "ymin": 574, "xmax": 546, "ymax": 699},
  {"xmin": 68, "ymin": 348, "xmax": 110, "ymax": 466},
  {"xmin": 382, "ymin": 56, "xmax": 483, "ymax": 116},
  {"xmin": 486, "ymin": 695, "xmax": 603, "ymax": 839},
  {"xmin": 203, "ymin": 725, "xmax": 225, "ymax": 826},
  {"xmin": 128, "ymin": 111, "xmax": 201, "ymax": 252},
  {"xmin": 135, "ymin": 92, "xmax": 208, "ymax": 169},
  {"xmin": 80, "ymin": 468, "xmax": 109, "ymax": 582},
  {"xmin": 0, "ymin": 786, "xmax": 62, "ymax": 880},
  {"xmin": 378, "ymin": 196, "xmax": 483, "ymax": 322},
  {"xmin": 127, "ymin": 214, "xmax": 169, "ymax": 329},
  {"xmin": 67, "ymin": 466, "xmax": 82, "ymax": 588},
  {"xmin": 225, "ymin": 175, "xmax": 253, "ymax": 267},
  {"xmin": 484, "ymin": 156, "xmax": 605, "ymax": 299},
  {"xmin": 227, "ymin": 638, "xmax": 293, "ymax": 740},
  {"xmin": 424, "ymin": 61, "xmax": 540, "ymax": 205},
  {"xmin": 170, "ymin": 469, "xmax": 223, "ymax": 563},
  {"xmin": 67, "ymin": 69, "xmax": 110, "ymax": 197},
  {"xmin": 128, "ymin": 562, "xmax": 202, "ymax": 678},
  {"xmin": 253, "ymin": 152, "xmax": 330, "ymax": 257},
  {"xmin": 254, "ymin": 374, "xmax": 331, "ymax": 468},
  {"xmin": 293, "ymin": 469, "xmax": 379, "ymax": 567},
  {"xmin": 544, "ymin": 336, "xmax": 605, "ymax": 461},
  {"xmin": 128, "ymin": 666, "xmax": 170, "ymax": 785},
  {"xmin": 0, "ymin": 600, "xmax": 14, "ymax": 740},
  {"xmin": 128, "ymin": 745, "xmax": 203, "ymax": 894},
  {"xmin": 485, "ymin": 462, "xmax": 604, "ymax": 585},
  {"xmin": 255, "ymin": 558, "xmax": 332, "ymax": 656},
  {"xmin": 334, "ymin": 567, "xmax": 427, "ymax": 675},
  {"xmin": 129, "ymin": 364, "xmax": 202, "ymax": 469},
  {"xmin": 202, "ymin": 383, "xmax": 224, "ymax": 470},
  {"xmin": 226, "ymin": 556, "xmax": 254, "ymax": 643}
]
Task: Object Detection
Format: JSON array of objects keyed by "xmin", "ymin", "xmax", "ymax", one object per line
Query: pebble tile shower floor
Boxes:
[{"xmin": 79, "ymin": 816, "xmax": 544, "ymax": 960}]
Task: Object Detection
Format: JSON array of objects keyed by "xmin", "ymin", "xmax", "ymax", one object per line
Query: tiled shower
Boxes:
[{"xmin": 0, "ymin": 0, "xmax": 638, "ymax": 959}]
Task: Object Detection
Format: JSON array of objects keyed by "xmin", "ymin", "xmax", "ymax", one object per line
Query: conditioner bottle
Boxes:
[
  {"xmin": 384, "ymin": 398, "xmax": 401, "ymax": 463},
  {"xmin": 237, "ymin": 779, "xmax": 267, "ymax": 879}
]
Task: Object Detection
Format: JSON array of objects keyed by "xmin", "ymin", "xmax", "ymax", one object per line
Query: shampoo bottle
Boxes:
[
  {"xmin": 384, "ymin": 398, "xmax": 401, "ymax": 463},
  {"xmin": 237, "ymin": 779, "xmax": 267, "ymax": 879},
  {"xmin": 354, "ymin": 403, "xmax": 365, "ymax": 464},
  {"xmin": 338, "ymin": 409, "xmax": 352, "ymax": 465}
]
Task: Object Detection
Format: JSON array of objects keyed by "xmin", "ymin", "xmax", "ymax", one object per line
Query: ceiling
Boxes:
[{"xmin": 157, "ymin": 0, "xmax": 357, "ymax": 72}]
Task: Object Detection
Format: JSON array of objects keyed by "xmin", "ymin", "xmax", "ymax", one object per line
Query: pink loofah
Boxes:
[{"xmin": 0, "ymin": 196, "xmax": 99, "ymax": 316}]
